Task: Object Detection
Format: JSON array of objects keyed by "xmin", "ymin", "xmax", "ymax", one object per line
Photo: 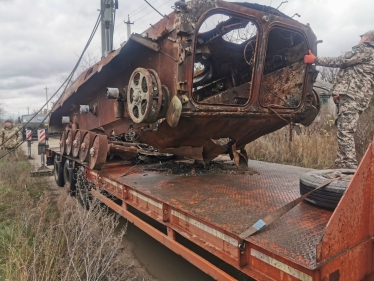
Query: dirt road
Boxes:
[{"xmin": 22, "ymin": 137, "xmax": 213, "ymax": 281}]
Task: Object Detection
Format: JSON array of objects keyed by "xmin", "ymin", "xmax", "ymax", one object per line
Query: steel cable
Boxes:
[{"xmin": 0, "ymin": 4, "xmax": 106, "ymax": 160}]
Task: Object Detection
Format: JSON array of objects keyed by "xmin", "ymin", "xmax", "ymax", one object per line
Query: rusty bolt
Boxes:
[
  {"xmin": 164, "ymin": 209, "xmax": 168, "ymax": 214},
  {"xmin": 262, "ymin": 15, "xmax": 269, "ymax": 22},
  {"xmin": 73, "ymin": 140, "xmax": 78, "ymax": 147}
]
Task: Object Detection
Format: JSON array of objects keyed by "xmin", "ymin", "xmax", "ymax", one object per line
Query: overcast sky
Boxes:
[{"xmin": 0, "ymin": 0, "xmax": 373, "ymax": 118}]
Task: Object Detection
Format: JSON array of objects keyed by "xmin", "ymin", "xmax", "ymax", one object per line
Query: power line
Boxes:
[
  {"xmin": 0, "ymin": 4, "xmax": 105, "ymax": 158},
  {"xmin": 133, "ymin": 0, "xmax": 174, "ymax": 23},
  {"xmin": 144, "ymin": 0, "xmax": 169, "ymax": 18},
  {"xmin": 113, "ymin": 0, "xmax": 159, "ymax": 33},
  {"xmin": 130, "ymin": 0, "xmax": 160, "ymax": 17}
]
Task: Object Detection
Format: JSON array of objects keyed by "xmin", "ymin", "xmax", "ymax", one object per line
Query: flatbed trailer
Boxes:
[{"xmin": 47, "ymin": 139, "xmax": 374, "ymax": 281}]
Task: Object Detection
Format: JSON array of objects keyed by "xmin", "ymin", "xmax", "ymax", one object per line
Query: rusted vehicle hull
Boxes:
[{"xmin": 50, "ymin": 0, "xmax": 319, "ymax": 166}]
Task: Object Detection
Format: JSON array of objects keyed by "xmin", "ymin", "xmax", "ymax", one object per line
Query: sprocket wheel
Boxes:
[
  {"xmin": 146, "ymin": 69, "xmax": 163, "ymax": 123},
  {"xmin": 127, "ymin": 68, "xmax": 153, "ymax": 123},
  {"xmin": 127, "ymin": 68, "xmax": 161, "ymax": 123}
]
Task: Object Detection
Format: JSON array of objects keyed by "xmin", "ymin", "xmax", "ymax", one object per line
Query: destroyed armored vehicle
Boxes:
[{"xmin": 50, "ymin": 0, "xmax": 320, "ymax": 169}]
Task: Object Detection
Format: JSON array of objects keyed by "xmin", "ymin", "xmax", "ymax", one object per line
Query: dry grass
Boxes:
[
  {"xmin": 246, "ymin": 103, "xmax": 374, "ymax": 169},
  {"xmin": 0, "ymin": 154, "xmax": 132, "ymax": 281}
]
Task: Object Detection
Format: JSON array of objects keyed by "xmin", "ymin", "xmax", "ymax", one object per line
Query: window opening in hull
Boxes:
[
  {"xmin": 260, "ymin": 28, "xmax": 307, "ymax": 108},
  {"xmin": 193, "ymin": 13, "xmax": 258, "ymax": 106}
]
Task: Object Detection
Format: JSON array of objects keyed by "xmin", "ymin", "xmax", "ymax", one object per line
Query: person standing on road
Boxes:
[
  {"xmin": 304, "ymin": 30, "xmax": 374, "ymax": 169},
  {"xmin": 0, "ymin": 120, "xmax": 22, "ymax": 160}
]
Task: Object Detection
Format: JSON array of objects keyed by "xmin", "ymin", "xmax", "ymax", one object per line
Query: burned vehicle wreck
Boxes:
[{"xmin": 50, "ymin": 0, "xmax": 320, "ymax": 170}]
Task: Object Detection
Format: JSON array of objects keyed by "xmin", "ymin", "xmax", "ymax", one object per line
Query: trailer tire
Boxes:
[
  {"xmin": 63, "ymin": 159, "xmax": 71, "ymax": 186},
  {"xmin": 67, "ymin": 167, "xmax": 77, "ymax": 197},
  {"xmin": 54, "ymin": 155, "xmax": 64, "ymax": 187},
  {"xmin": 300, "ymin": 169, "xmax": 354, "ymax": 209}
]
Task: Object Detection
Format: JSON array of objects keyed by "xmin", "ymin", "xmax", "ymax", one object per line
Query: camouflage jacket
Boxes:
[
  {"xmin": 315, "ymin": 43, "xmax": 374, "ymax": 112},
  {"xmin": 1, "ymin": 126, "xmax": 22, "ymax": 149}
]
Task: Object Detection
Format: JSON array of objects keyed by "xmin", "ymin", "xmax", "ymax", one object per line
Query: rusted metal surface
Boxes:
[
  {"xmin": 65, "ymin": 129, "xmax": 75, "ymax": 155},
  {"xmin": 71, "ymin": 129, "xmax": 83, "ymax": 158},
  {"xmin": 78, "ymin": 131, "xmax": 95, "ymax": 162},
  {"xmin": 89, "ymin": 134, "xmax": 108, "ymax": 170},
  {"xmin": 317, "ymin": 140, "xmax": 374, "ymax": 281},
  {"xmin": 48, "ymin": 138, "xmax": 374, "ymax": 280},
  {"xmin": 59, "ymin": 131, "xmax": 66, "ymax": 154},
  {"xmin": 49, "ymin": 0, "xmax": 319, "ymax": 168},
  {"xmin": 107, "ymin": 143, "xmax": 138, "ymax": 160},
  {"xmin": 90, "ymin": 189, "xmax": 237, "ymax": 281}
]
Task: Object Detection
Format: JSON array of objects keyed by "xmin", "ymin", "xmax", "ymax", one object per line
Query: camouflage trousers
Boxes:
[
  {"xmin": 1, "ymin": 147, "xmax": 19, "ymax": 161},
  {"xmin": 335, "ymin": 96, "xmax": 360, "ymax": 168}
]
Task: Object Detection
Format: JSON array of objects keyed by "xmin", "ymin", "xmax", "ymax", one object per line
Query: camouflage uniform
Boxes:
[
  {"xmin": 0, "ymin": 125, "xmax": 22, "ymax": 160},
  {"xmin": 315, "ymin": 41, "xmax": 374, "ymax": 168}
]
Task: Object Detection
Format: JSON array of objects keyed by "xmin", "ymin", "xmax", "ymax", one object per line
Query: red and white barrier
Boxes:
[
  {"xmin": 37, "ymin": 129, "xmax": 46, "ymax": 144},
  {"xmin": 26, "ymin": 129, "xmax": 32, "ymax": 141}
]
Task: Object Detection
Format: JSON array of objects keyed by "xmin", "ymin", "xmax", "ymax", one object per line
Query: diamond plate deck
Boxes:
[{"xmin": 99, "ymin": 160, "xmax": 333, "ymax": 270}]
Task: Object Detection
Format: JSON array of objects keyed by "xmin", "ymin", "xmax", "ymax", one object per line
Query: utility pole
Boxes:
[
  {"xmin": 100, "ymin": 0, "xmax": 118, "ymax": 58},
  {"xmin": 44, "ymin": 86, "xmax": 49, "ymax": 112},
  {"xmin": 124, "ymin": 15, "xmax": 134, "ymax": 41}
]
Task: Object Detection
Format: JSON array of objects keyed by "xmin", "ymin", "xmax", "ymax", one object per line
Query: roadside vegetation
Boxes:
[
  {"xmin": 246, "ymin": 96, "xmax": 374, "ymax": 169},
  {"xmin": 0, "ymin": 152, "xmax": 130, "ymax": 281}
]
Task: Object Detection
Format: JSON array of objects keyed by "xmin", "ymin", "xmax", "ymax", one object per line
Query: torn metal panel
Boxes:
[{"xmin": 50, "ymin": 0, "xmax": 320, "ymax": 168}]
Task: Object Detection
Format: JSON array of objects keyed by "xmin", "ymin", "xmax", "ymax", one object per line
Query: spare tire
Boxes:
[{"xmin": 300, "ymin": 169, "xmax": 354, "ymax": 209}]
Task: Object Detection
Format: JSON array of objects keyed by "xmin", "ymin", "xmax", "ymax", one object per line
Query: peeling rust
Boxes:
[{"xmin": 50, "ymin": 0, "xmax": 319, "ymax": 168}]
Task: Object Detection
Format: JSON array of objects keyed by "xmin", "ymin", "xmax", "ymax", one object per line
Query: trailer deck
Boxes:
[{"xmin": 48, "ymin": 140, "xmax": 374, "ymax": 281}]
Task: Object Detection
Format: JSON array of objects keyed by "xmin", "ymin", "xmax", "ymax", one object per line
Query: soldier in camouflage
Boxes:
[
  {"xmin": 0, "ymin": 120, "xmax": 22, "ymax": 160},
  {"xmin": 305, "ymin": 30, "xmax": 374, "ymax": 169}
]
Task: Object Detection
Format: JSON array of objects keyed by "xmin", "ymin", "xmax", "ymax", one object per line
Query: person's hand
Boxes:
[{"xmin": 304, "ymin": 50, "xmax": 316, "ymax": 64}]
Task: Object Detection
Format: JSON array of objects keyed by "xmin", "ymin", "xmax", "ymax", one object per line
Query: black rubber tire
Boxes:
[
  {"xmin": 63, "ymin": 159, "xmax": 71, "ymax": 186},
  {"xmin": 67, "ymin": 167, "xmax": 77, "ymax": 197},
  {"xmin": 54, "ymin": 155, "xmax": 65, "ymax": 187},
  {"xmin": 300, "ymin": 169, "xmax": 354, "ymax": 209}
]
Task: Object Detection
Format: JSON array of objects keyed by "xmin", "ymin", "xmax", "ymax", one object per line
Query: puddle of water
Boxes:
[{"xmin": 122, "ymin": 220, "xmax": 214, "ymax": 281}]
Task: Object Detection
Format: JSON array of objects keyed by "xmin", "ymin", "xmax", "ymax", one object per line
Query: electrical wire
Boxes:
[
  {"xmin": 128, "ymin": 0, "xmax": 159, "ymax": 17},
  {"xmin": 133, "ymin": 0, "xmax": 174, "ymax": 22},
  {"xmin": 113, "ymin": 0, "xmax": 159, "ymax": 33},
  {"xmin": 0, "ymin": 4, "xmax": 105, "ymax": 160}
]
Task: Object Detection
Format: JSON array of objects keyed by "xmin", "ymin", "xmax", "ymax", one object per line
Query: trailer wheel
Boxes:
[
  {"xmin": 54, "ymin": 155, "xmax": 64, "ymax": 187},
  {"xmin": 300, "ymin": 169, "xmax": 354, "ymax": 209},
  {"xmin": 63, "ymin": 159, "xmax": 71, "ymax": 185},
  {"xmin": 67, "ymin": 167, "xmax": 77, "ymax": 197}
]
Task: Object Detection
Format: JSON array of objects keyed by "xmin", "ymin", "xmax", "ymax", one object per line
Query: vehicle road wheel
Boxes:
[
  {"xmin": 300, "ymin": 169, "xmax": 354, "ymax": 209},
  {"xmin": 54, "ymin": 155, "xmax": 64, "ymax": 187}
]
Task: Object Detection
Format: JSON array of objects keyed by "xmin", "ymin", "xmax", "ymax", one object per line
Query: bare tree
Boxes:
[
  {"xmin": 317, "ymin": 66, "xmax": 339, "ymax": 84},
  {"xmin": 68, "ymin": 51, "xmax": 99, "ymax": 86}
]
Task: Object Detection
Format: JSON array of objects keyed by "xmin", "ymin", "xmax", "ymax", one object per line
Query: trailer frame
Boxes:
[{"xmin": 46, "ymin": 139, "xmax": 374, "ymax": 281}]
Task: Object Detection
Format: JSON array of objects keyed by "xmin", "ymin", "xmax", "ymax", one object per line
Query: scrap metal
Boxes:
[{"xmin": 50, "ymin": 0, "xmax": 320, "ymax": 169}]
